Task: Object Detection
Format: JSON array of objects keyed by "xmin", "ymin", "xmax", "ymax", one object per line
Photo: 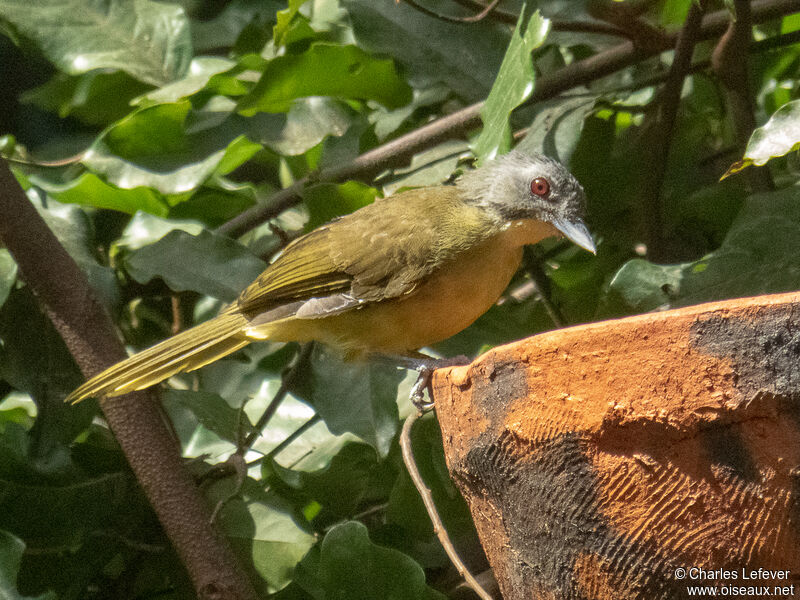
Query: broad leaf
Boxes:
[
  {"xmin": 723, "ymin": 99, "xmax": 800, "ymax": 177},
  {"xmin": 602, "ymin": 187, "xmax": 800, "ymax": 314},
  {"xmin": 216, "ymin": 480, "xmax": 315, "ymax": 594},
  {"xmin": 342, "ymin": 0, "xmax": 509, "ymax": 102},
  {"xmin": 133, "ymin": 57, "xmax": 237, "ymax": 106},
  {"xmin": 162, "ymin": 389, "xmax": 256, "ymax": 447},
  {"xmin": 516, "ymin": 95, "xmax": 596, "ymax": 165},
  {"xmin": 292, "ymin": 346, "xmax": 402, "ymax": 458},
  {"xmin": 83, "ymin": 101, "xmax": 262, "ymax": 195},
  {"xmin": 121, "ymin": 228, "xmax": 266, "ymax": 302},
  {"xmin": 32, "ymin": 173, "xmax": 168, "ymax": 217},
  {"xmin": 474, "ymin": 10, "xmax": 550, "ymax": 161},
  {"xmin": 0, "ymin": 531, "xmax": 56, "ymax": 600},
  {"xmin": 274, "ymin": 0, "xmax": 312, "ymax": 46},
  {"xmin": 301, "ymin": 181, "xmax": 377, "ymax": 230},
  {"xmin": 308, "ymin": 521, "xmax": 445, "ymax": 600},
  {"xmin": 0, "ymin": 0, "xmax": 191, "ymax": 86},
  {"xmin": 238, "ymin": 43, "xmax": 412, "ymax": 114},
  {"xmin": 262, "ymin": 97, "xmax": 353, "ymax": 157}
]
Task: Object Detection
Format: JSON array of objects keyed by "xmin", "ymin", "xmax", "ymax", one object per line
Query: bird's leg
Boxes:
[{"xmin": 373, "ymin": 353, "xmax": 470, "ymax": 410}]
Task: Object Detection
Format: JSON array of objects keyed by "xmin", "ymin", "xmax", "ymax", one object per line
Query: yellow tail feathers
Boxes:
[{"xmin": 66, "ymin": 312, "xmax": 250, "ymax": 404}]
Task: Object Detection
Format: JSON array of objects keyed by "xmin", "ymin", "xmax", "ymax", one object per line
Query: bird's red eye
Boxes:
[{"xmin": 530, "ymin": 177, "xmax": 551, "ymax": 199}]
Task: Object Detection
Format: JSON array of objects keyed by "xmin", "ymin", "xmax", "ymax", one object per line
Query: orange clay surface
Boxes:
[{"xmin": 433, "ymin": 291, "xmax": 800, "ymax": 600}]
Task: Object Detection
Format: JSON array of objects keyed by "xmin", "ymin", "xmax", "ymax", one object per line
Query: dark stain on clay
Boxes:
[
  {"xmin": 458, "ymin": 430, "xmax": 686, "ymax": 599},
  {"xmin": 691, "ymin": 305, "xmax": 800, "ymax": 530},
  {"xmin": 690, "ymin": 305, "xmax": 800, "ymax": 404},
  {"xmin": 468, "ymin": 353, "xmax": 529, "ymax": 425},
  {"xmin": 701, "ymin": 420, "xmax": 761, "ymax": 483}
]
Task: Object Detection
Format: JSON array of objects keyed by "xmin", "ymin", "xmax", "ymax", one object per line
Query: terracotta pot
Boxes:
[{"xmin": 433, "ymin": 291, "xmax": 800, "ymax": 600}]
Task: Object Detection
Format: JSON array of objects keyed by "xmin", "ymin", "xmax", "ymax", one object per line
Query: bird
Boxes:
[{"xmin": 66, "ymin": 150, "xmax": 595, "ymax": 404}]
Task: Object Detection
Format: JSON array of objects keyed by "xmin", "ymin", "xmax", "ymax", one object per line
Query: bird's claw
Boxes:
[
  {"xmin": 411, "ymin": 366, "xmax": 435, "ymax": 412},
  {"xmin": 409, "ymin": 355, "xmax": 469, "ymax": 412}
]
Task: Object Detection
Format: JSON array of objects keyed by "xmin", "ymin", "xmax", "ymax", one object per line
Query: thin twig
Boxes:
[
  {"xmin": 400, "ymin": 409, "xmax": 494, "ymax": 600},
  {"xmin": 588, "ymin": 0, "xmax": 670, "ymax": 51},
  {"xmin": 449, "ymin": 0, "xmax": 631, "ymax": 36},
  {"xmin": 712, "ymin": 0, "xmax": 774, "ymax": 192},
  {"xmin": 637, "ymin": 1, "xmax": 705, "ymax": 262},
  {"xmin": 216, "ymin": 0, "xmax": 799, "ymax": 239},
  {"xmin": 522, "ymin": 249, "xmax": 565, "ymax": 328},
  {"xmin": 170, "ymin": 294, "xmax": 182, "ymax": 335},
  {"xmin": 247, "ymin": 414, "xmax": 322, "ymax": 468},
  {"xmin": 243, "ymin": 342, "xmax": 314, "ymax": 449},
  {"xmin": 2, "ymin": 152, "xmax": 85, "ymax": 168},
  {"xmin": 399, "ymin": 0, "xmax": 502, "ymax": 23}
]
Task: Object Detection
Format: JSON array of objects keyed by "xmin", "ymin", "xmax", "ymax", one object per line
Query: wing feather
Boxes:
[{"xmin": 235, "ymin": 187, "xmax": 490, "ymax": 319}]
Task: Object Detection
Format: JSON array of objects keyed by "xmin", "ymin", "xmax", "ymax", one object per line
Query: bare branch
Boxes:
[
  {"xmin": 0, "ymin": 158, "xmax": 258, "ymax": 600},
  {"xmin": 398, "ymin": 0, "xmax": 502, "ymax": 23},
  {"xmin": 449, "ymin": 0, "xmax": 632, "ymax": 36},
  {"xmin": 400, "ymin": 409, "xmax": 495, "ymax": 600},
  {"xmin": 637, "ymin": 1, "xmax": 705, "ymax": 261},
  {"xmin": 712, "ymin": 0, "xmax": 775, "ymax": 192}
]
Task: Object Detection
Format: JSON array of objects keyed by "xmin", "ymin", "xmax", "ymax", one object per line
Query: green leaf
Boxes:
[
  {"xmin": 20, "ymin": 71, "xmax": 152, "ymax": 126},
  {"xmin": 114, "ymin": 211, "xmax": 203, "ymax": 252},
  {"xmin": 0, "ymin": 289, "xmax": 94, "ymax": 454},
  {"xmin": 341, "ymin": 0, "xmax": 509, "ymax": 102},
  {"xmin": 262, "ymin": 97, "xmax": 353, "ymax": 157},
  {"xmin": 121, "ymin": 228, "xmax": 266, "ymax": 302},
  {"xmin": 274, "ymin": 0, "xmax": 312, "ymax": 46},
  {"xmin": 0, "ymin": 0, "xmax": 191, "ymax": 86},
  {"xmin": 313, "ymin": 521, "xmax": 445, "ymax": 600},
  {"xmin": 162, "ymin": 389, "xmax": 256, "ymax": 446},
  {"xmin": 294, "ymin": 346, "xmax": 402, "ymax": 458},
  {"xmin": 35, "ymin": 198, "xmax": 120, "ymax": 310},
  {"xmin": 473, "ymin": 10, "xmax": 550, "ymax": 161},
  {"xmin": 382, "ymin": 140, "xmax": 469, "ymax": 196},
  {"xmin": 132, "ymin": 57, "xmax": 237, "ymax": 106},
  {"xmin": 369, "ymin": 86, "xmax": 450, "ymax": 142},
  {"xmin": 301, "ymin": 181, "xmax": 378, "ymax": 230},
  {"xmin": 191, "ymin": 0, "xmax": 283, "ymax": 53},
  {"xmin": 602, "ymin": 187, "xmax": 800, "ymax": 313},
  {"xmin": 515, "ymin": 95, "xmax": 596, "ymax": 165},
  {"xmin": 0, "ymin": 468, "xmax": 131, "ymax": 549},
  {"xmin": 723, "ymin": 99, "xmax": 800, "ymax": 177},
  {"xmin": 0, "ymin": 531, "xmax": 57, "ymax": 600},
  {"xmin": 274, "ymin": 442, "xmax": 380, "ymax": 520},
  {"xmin": 217, "ymin": 481, "xmax": 316, "ymax": 594},
  {"xmin": 600, "ymin": 259, "xmax": 683, "ymax": 317},
  {"xmin": 238, "ymin": 43, "xmax": 412, "ymax": 114},
  {"xmin": 0, "ymin": 250, "xmax": 17, "ymax": 310},
  {"xmin": 82, "ymin": 101, "xmax": 263, "ymax": 195},
  {"xmin": 32, "ymin": 173, "xmax": 168, "ymax": 217}
]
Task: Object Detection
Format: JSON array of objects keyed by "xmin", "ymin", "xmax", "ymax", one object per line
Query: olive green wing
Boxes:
[
  {"xmin": 236, "ymin": 188, "xmax": 461, "ymax": 319},
  {"xmin": 236, "ymin": 226, "xmax": 352, "ymax": 315}
]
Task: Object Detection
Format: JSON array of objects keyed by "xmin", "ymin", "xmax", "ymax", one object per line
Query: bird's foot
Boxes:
[{"xmin": 375, "ymin": 354, "xmax": 470, "ymax": 411}]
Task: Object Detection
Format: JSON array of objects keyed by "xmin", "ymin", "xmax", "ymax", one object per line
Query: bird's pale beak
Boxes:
[{"xmin": 553, "ymin": 218, "xmax": 596, "ymax": 254}]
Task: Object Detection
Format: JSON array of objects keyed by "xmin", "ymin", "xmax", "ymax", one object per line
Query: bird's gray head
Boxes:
[{"xmin": 457, "ymin": 150, "xmax": 595, "ymax": 253}]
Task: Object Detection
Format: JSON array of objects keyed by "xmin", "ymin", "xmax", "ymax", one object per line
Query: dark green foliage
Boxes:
[{"xmin": 0, "ymin": 0, "xmax": 799, "ymax": 598}]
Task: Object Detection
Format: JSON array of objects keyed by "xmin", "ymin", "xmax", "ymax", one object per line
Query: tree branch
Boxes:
[
  {"xmin": 217, "ymin": 0, "xmax": 799, "ymax": 239},
  {"xmin": 712, "ymin": 0, "xmax": 775, "ymax": 192},
  {"xmin": 399, "ymin": 0, "xmax": 503, "ymax": 24},
  {"xmin": 0, "ymin": 159, "xmax": 257, "ymax": 600},
  {"xmin": 637, "ymin": 1, "xmax": 705, "ymax": 261},
  {"xmin": 448, "ymin": 0, "xmax": 631, "ymax": 35}
]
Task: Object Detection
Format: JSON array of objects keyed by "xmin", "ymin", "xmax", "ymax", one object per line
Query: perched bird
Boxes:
[{"xmin": 66, "ymin": 151, "xmax": 594, "ymax": 404}]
